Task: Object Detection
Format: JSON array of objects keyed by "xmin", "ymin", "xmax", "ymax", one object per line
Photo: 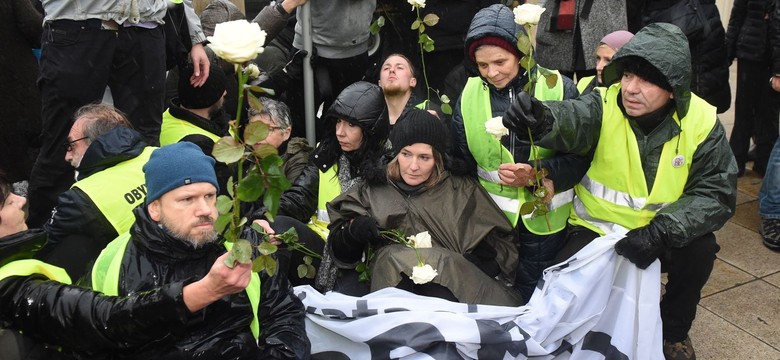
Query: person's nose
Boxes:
[
  {"xmin": 194, "ymin": 197, "xmax": 211, "ymax": 216},
  {"xmin": 488, "ymin": 65, "xmax": 499, "ymax": 78},
  {"xmin": 336, "ymin": 123, "xmax": 346, "ymax": 137},
  {"xmin": 409, "ymin": 158, "xmax": 420, "ymax": 171},
  {"xmin": 624, "ymin": 77, "xmax": 639, "ymax": 93}
]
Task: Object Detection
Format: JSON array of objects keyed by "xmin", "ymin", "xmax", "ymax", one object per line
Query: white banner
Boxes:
[{"xmin": 294, "ymin": 231, "xmax": 663, "ymax": 359}]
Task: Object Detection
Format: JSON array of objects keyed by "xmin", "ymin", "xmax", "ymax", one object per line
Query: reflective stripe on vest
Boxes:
[
  {"xmin": 72, "ymin": 147, "xmax": 156, "ymax": 233},
  {"xmin": 159, "ymin": 110, "xmax": 222, "ymax": 146},
  {"xmin": 92, "ymin": 233, "xmax": 261, "ymax": 339},
  {"xmin": 310, "ymin": 165, "xmax": 340, "ymax": 238},
  {"xmin": 0, "ymin": 259, "xmax": 71, "ymax": 284},
  {"xmin": 577, "ymin": 76, "xmax": 596, "ymax": 94},
  {"xmin": 461, "ymin": 74, "xmax": 570, "ymax": 234},
  {"xmin": 569, "ymin": 85, "xmax": 717, "ymax": 235}
]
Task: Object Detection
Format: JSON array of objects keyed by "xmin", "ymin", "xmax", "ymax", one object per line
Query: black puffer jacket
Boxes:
[
  {"xmin": 39, "ymin": 128, "xmax": 149, "ymax": 282},
  {"xmin": 0, "ymin": 229, "xmax": 193, "ymax": 359},
  {"xmin": 261, "ymin": 81, "xmax": 389, "ymax": 223},
  {"xmin": 451, "ymin": 4, "xmax": 587, "ymax": 193},
  {"xmin": 726, "ymin": 0, "xmax": 776, "ymax": 62},
  {"xmin": 81, "ymin": 206, "xmax": 310, "ymax": 359}
]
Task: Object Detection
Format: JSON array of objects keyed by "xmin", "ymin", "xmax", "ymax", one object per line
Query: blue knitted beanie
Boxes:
[{"xmin": 143, "ymin": 142, "xmax": 219, "ymax": 204}]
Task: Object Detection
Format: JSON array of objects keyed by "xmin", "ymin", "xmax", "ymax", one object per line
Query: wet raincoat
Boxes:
[
  {"xmin": 534, "ymin": 23, "xmax": 738, "ymax": 247},
  {"xmin": 327, "ymin": 172, "xmax": 523, "ymax": 306},
  {"xmin": 0, "ymin": 229, "xmax": 194, "ymax": 359}
]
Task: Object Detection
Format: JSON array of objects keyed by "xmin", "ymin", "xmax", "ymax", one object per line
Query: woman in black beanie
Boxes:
[
  {"xmin": 326, "ymin": 109, "xmax": 522, "ymax": 306},
  {"xmin": 250, "ymin": 81, "xmax": 390, "ymax": 290}
]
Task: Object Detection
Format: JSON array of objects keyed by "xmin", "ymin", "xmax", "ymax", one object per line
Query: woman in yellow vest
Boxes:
[
  {"xmin": 577, "ymin": 30, "xmax": 634, "ymax": 95},
  {"xmin": 328, "ymin": 110, "xmax": 522, "ymax": 306},
  {"xmin": 450, "ymin": 4, "xmax": 587, "ymax": 302},
  {"xmin": 250, "ymin": 81, "xmax": 390, "ymax": 293}
]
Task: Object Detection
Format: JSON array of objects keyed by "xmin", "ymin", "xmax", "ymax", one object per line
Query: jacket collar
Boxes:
[{"xmin": 77, "ymin": 128, "xmax": 148, "ymax": 180}]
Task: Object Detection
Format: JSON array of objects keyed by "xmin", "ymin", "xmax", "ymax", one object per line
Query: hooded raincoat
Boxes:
[{"xmin": 534, "ymin": 23, "xmax": 737, "ymax": 247}]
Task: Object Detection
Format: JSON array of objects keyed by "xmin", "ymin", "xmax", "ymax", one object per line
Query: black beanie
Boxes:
[
  {"xmin": 178, "ymin": 62, "xmax": 227, "ymax": 109},
  {"xmin": 617, "ymin": 56, "xmax": 673, "ymax": 93},
  {"xmin": 390, "ymin": 109, "xmax": 448, "ymax": 156}
]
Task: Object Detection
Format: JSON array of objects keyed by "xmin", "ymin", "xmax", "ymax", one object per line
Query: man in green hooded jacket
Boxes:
[{"xmin": 503, "ymin": 23, "xmax": 738, "ymax": 360}]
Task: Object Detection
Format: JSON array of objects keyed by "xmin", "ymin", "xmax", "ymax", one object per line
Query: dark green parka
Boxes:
[{"xmin": 534, "ymin": 23, "xmax": 738, "ymax": 247}]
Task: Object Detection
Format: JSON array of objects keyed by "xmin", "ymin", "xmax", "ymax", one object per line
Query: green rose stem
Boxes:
[
  {"xmin": 415, "ymin": 7, "xmax": 432, "ymax": 103},
  {"xmin": 527, "ymin": 127, "xmax": 551, "ymax": 231}
]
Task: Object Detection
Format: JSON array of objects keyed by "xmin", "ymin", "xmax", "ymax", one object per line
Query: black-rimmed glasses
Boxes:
[{"xmin": 64, "ymin": 136, "xmax": 89, "ymax": 152}]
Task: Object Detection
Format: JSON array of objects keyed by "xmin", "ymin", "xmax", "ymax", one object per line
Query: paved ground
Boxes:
[{"xmin": 687, "ymin": 63, "xmax": 780, "ymax": 359}]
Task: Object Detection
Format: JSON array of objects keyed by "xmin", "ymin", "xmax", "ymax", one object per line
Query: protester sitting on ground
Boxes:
[
  {"xmin": 502, "ymin": 23, "xmax": 737, "ymax": 359},
  {"xmin": 84, "ymin": 142, "xmax": 310, "ymax": 359},
  {"xmin": 247, "ymin": 97, "xmax": 313, "ymax": 183},
  {"xmin": 327, "ymin": 109, "xmax": 522, "ymax": 306},
  {"xmin": 251, "ymin": 81, "xmax": 390, "ymax": 294},
  {"xmin": 577, "ymin": 30, "xmax": 634, "ymax": 95},
  {"xmin": 378, "ymin": 53, "xmax": 442, "ymax": 126},
  {"xmin": 160, "ymin": 61, "xmax": 230, "ymax": 149},
  {"xmin": 36, "ymin": 104, "xmax": 156, "ymax": 281},
  {"xmin": 0, "ymin": 169, "xmax": 253, "ymax": 359},
  {"xmin": 450, "ymin": 4, "xmax": 587, "ymax": 302}
]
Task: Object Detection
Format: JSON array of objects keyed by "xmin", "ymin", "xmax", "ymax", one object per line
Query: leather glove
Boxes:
[
  {"xmin": 502, "ymin": 91, "xmax": 548, "ymax": 140},
  {"xmin": 614, "ymin": 220, "xmax": 668, "ymax": 269},
  {"xmin": 345, "ymin": 215, "xmax": 382, "ymax": 249}
]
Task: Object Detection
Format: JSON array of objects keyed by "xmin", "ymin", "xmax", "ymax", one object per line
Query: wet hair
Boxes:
[
  {"xmin": 381, "ymin": 53, "xmax": 417, "ymax": 79},
  {"xmin": 248, "ymin": 97, "xmax": 292, "ymax": 129},
  {"xmin": 386, "ymin": 147, "xmax": 445, "ymax": 188},
  {"xmin": 73, "ymin": 104, "xmax": 133, "ymax": 145}
]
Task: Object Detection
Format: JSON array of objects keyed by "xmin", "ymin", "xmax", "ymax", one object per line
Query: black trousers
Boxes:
[
  {"xmin": 27, "ymin": 22, "xmax": 165, "ymax": 227},
  {"xmin": 730, "ymin": 58, "xmax": 780, "ymax": 174},
  {"xmin": 555, "ymin": 225, "xmax": 719, "ymax": 342}
]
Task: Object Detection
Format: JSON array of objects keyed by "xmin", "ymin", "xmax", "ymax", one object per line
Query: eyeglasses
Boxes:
[
  {"xmin": 268, "ymin": 126, "xmax": 286, "ymax": 133},
  {"xmin": 64, "ymin": 136, "xmax": 89, "ymax": 152}
]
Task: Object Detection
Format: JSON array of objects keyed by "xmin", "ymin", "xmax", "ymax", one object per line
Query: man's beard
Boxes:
[
  {"xmin": 382, "ymin": 83, "xmax": 409, "ymax": 97},
  {"xmin": 159, "ymin": 213, "xmax": 218, "ymax": 249}
]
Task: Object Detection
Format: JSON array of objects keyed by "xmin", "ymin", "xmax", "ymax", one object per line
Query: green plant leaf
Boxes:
[
  {"xmin": 252, "ymin": 254, "xmax": 277, "ymax": 276},
  {"xmin": 519, "ymin": 201, "xmax": 535, "ymax": 215},
  {"xmin": 516, "ymin": 33, "xmax": 532, "ymax": 56},
  {"xmin": 212, "ymin": 137, "xmax": 244, "ymax": 164},
  {"xmin": 246, "ymin": 91, "xmax": 264, "ymax": 113},
  {"xmin": 252, "ymin": 143, "xmax": 278, "ymax": 159},
  {"xmin": 250, "ymin": 222, "xmax": 266, "ymax": 235},
  {"xmin": 216, "ymin": 195, "xmax": 233, "ymax": 214},
  {"xmin": 520, "ymin": 55, "xmax": 536, "ymax": 71},
  {"xmin": 224, "ymin": 239, "xmax": 253, "ymax": 268},
  {"xmin": 370, "ymin": 15, "xmax": 385, "ymax": 35},
  {"xmin": 411, "ymin": 19, "xmax": 420, "ymax": 30},
  {"xmin": 423, "ymin": 13, "xmax": 439, "ymax": 26},
  {"xmin": 244, "ymin": 120, "xmax": 269, "ymax": 145},
  {"xmin": 439, "ymin": 94, "xmax": 450, "ymax": 104},
  {"xmin": 226, "ymin": 175, "xmax": 235, "ymax": 198},
  {"xmin": 356, "ymin": 263, "xmax": 366, "ymax": 272},
  {"xmin": 545, "ymin": 73, "xmax": 558, "ymax": 89},
  {"xmin": 237, "ymin": 172, "xmax": 264, "ymax": 202},
  {"xmin": 423, "ymin": 41, "xmax": 434, "ymax": 52},
  {"xmin": 441, "ymin": 102, "xmax": 452, "ymax": 115},
  {"xmin": 257, "ymin": 241, "xmax": 278, "ymax": 256},
  {"xmin": 305, "ymin": 264, "xmax": 316, "ymax": 278},
  {"xmin": 303, "ymin": 255, "xmax": 312, "ymax": 265},
  {"xmin": 215, "ymin": 212, "xmax": 232, "ymax": 234},
  {"xmin": 263, "ymin": 187, "xmax": 283, "ymax": 217},
  {"xmin": 297, "ymin": 264, "xmax": 308, "ymax": 279}
]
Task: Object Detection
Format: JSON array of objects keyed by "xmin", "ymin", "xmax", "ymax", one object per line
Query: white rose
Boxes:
[
  {"xmin": 513, "ymin": 4, "xmax": 546, "ymax": 26},
  {"xmin": 410, "ymin": 264, "xmax": 438, "ymax": 284},
  {"xmin": 207, "ymin": 20, "xmax": 267, "ymax": 64},
  {"xmin": 412, "ymin": 231, "xmax": 432, "ymax": 248},
  {"xmin": 407, "ymin": 0, "xmax": 425, "ymax": 10},
  {"xmin": 485, "ymin": 116, "xmax": 509, "ymax": 140},
  {"xmin": 244, "ymin": 63, "xmax": 261, "ymax": 79}
]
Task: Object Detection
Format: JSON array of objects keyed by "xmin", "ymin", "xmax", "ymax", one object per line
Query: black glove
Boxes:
[
  {"xmin": 503, "ymin": 91, "xmax": 548, "ymax": 140},
  {"xmin": 463, "ymin": 241, "xmax": 501, "ymax": 278},
  {"xmin": 345, "ymin": 215, "xmax": 382, "ymax": 249},
  {"xmin": 614, "ymin": 220, "xmax": 669, "ymax": 269}
]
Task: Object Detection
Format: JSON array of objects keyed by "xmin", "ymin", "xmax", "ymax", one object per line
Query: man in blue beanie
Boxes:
[{"xmin": 84, "ymin": 141, "xmax": 311, "ymax": 359}]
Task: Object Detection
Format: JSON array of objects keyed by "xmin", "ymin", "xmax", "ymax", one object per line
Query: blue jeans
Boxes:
[{"xmin": 759, "ymin": 137, "xmax": 780, "ymax": 218}]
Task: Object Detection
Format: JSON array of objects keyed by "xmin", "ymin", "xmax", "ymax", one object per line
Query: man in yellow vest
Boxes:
[
  {"xmin": 0, "ymin": 169, "xmax": 253, "ymax": 359},
  {"xmin": 159, "ymin": 61, "xmax": 230, "ymax": 148},
  {"xmin": 37, "ymin": 104, "xmax": 156, "ymax": 281},
  {"xmin": 503, "ymin": 23, "xmax": 738, "ymax": 360},
  {"xmin": 86, "ymin": 142, "xmax": 309, "ymax": 359}
]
